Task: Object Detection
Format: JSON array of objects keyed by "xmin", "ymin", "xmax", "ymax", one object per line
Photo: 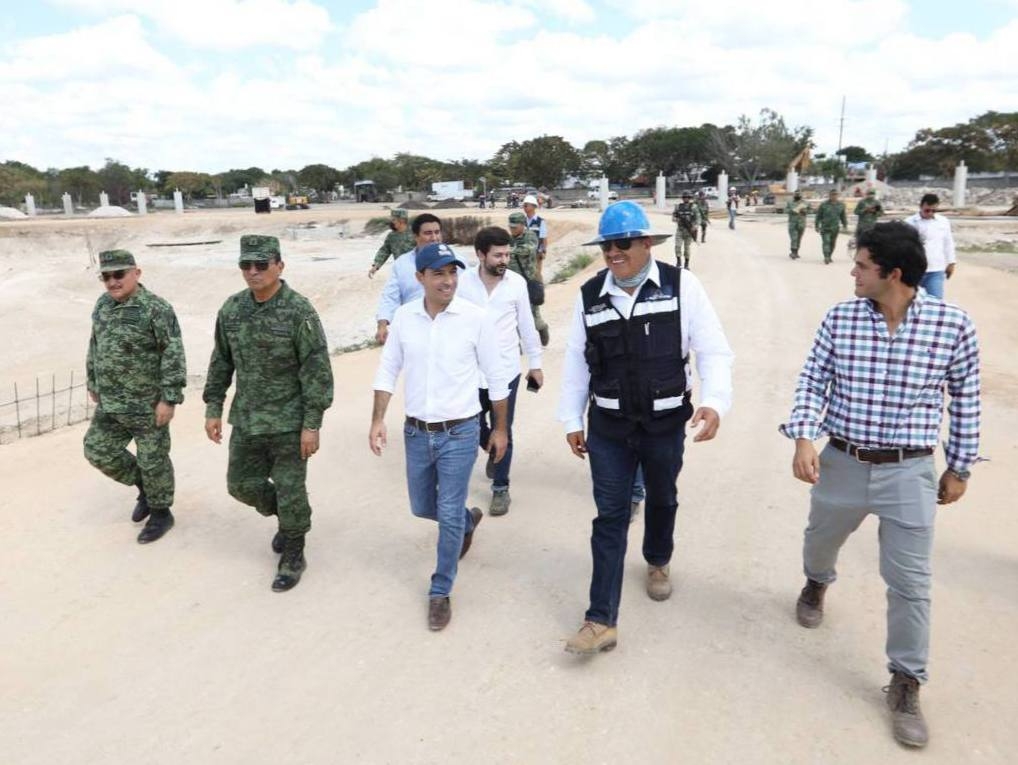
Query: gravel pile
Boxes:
[
  {"xmin": 0, "ymin": 206, "xmax": 27, "ymax": 219},
  {"xmin": 88, "ymin": 205, "xmax": 132, "ymax": 218}
]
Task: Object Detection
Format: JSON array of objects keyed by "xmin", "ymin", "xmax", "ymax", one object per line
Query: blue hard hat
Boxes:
[{"xmin": 582, "ymin": 200, "xmax": 672, "ymax": 246}]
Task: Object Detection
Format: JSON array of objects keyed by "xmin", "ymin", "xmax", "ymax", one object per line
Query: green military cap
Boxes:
[
  {"xmin": 508, "ymin": 212, "xmax": 526, "ymax": 224},
  {"xmin": 98, "ymin": 249, "xmax": 137, "ymax": 272},
  {"xmin": 390, "ymin": 208, "xmax": 408, "ymax": 220},
  {"xmin": 239, "ymin": 234, "xmax": 281, "ymax": 262}
]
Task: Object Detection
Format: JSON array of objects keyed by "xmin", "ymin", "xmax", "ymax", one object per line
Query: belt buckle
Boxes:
[{"xmin": 853, "ymin": 446, "xmax": 869, "ymax": 464}]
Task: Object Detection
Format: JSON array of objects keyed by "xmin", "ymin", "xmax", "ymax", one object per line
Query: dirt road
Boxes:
[{"xmin": 1, "ymin": 207, "xmax": 1015, "ymax": 763}]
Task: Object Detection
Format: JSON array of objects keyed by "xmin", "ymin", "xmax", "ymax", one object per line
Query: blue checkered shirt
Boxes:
[{"xmin": 780, "ymin": 290, "xmax": 980, "ymax": 472}]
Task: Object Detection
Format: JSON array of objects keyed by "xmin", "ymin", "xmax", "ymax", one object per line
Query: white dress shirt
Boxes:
[
  {"xmin": 557, "ymin": 260, "xmax": 734, "ymax": 434},
  {"xmin": 373, "ymin": 294, "xmax": 510, "ymax": 422},
  {"xmin": 375, "ymin": 248, "xmax": 421, "ymax": 323},
  {"xmin": 905, "ymin": 212, "xmax": 956, "ymax": 273},
  {"xmin": 456, "ymin": 266, "xmax": 542, "ymax": 387}
]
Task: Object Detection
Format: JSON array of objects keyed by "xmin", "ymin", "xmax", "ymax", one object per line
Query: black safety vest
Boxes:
[{"xmin": 580, "ymin": 261, "xmax": 692, "ymax": 438}]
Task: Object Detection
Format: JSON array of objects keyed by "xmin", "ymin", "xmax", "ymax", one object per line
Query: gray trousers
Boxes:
[{"xmin": 803, "ymin": 444, "xmax": 937, "ymax": 682}]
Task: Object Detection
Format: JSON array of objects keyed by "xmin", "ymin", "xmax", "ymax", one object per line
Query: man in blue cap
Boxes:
[
  {"xmin": 370, "ymin": 243, "xmax": 511, "ymax": 631},
  {"xmin": 557, "ymin": 201, "xmax": 734, "ymax": 654}
]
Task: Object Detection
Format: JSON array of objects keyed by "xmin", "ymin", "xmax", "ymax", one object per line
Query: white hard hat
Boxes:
[{"xmin": 523, "ymin": 194, "xmax": 538, "ymax": 206}]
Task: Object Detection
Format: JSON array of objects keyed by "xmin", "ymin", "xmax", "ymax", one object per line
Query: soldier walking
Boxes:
[
  {"xmin": 84, "ymin": 250, "xmax": 186, "ymax": 544},
  {"xmin": 785, "ymin": 191, "xmax": 809, "ymax": 260},
  {"xmin": 522, "ymin": 194, "xmax": 548, "ymax": 282},
  {"xmin": 815, "ymin": 190, "xmax": 848, "ymax": 264},
  {"xmin": 368, "ymin": 209, "xmax": 416, "ymax": 278},
  {"xmin": 508, "ymin": 211, "xmax": 549, "ymax": 346},
  {"xmin": 672, "ymin": 191, "xmax": 701, "ymax": 269},
  {"xmin": 203, "ymin": 235, "xmax": 334, "ymax": 592},
  {"xmin": 854, "ymin": 188, "xmax": 884, "ymax": 236},
  {"xmin": 695, "ymin": 191, "xmax": 710, "ymax": 243}
]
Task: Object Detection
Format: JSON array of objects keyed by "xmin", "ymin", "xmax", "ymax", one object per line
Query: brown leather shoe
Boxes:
[
  {"xmin": 459, "ymin": 507, "xmax": 483, "ymax": 559},
  {"xmin": 646, "ymin": 564, "xmax": 672, "ymax": 601},
  {"xmin": 796, "ymin": 579, "xmax": 828, "ymax": 628},
  {"xmin": 884, "ymin": 671, "xmax": 929, "ymax": 748},
  {"xmin": 564, "ymin": 621, "xmax": 617, "ymax": 655},
  {"xmin": 428, "ymin": 596, "xmax": 451, "ymax": 631}
]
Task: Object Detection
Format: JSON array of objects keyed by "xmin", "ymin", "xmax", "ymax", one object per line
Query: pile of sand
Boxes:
[
  {"xmin": 432, "ymin": 199, "xmax": 468, "ymax": 209},
  {"xmin": 397, "ymin": 200, "xmax": 429, "ymax": 210},
  {"xmin": 88, "ymin": 206, "xmax": 132, "ymax": 218},
  {"xmin": 0, "ymin": 206, "xmax": 27, "ymax": 219}
]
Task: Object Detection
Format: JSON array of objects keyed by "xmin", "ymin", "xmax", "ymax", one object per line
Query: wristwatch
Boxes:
[{"xmin": 947, "ymin": 468, "xmax": 971, "ymax": 481}]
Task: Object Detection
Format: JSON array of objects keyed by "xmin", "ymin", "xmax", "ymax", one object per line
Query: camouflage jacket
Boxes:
[
  {"xmin": 672, "ymin": 202, "xmax": 702, "ymax": 235},
  {"xmin": 372, "ymin": 229, "xmax": 417, "ymax": 269},
  {"xmin": 508, "ymin": 230, "xmax": 540, "ymax": 281},
  {"xmin": 815, "ymin": 201, "xmax": 847, "ymax": 232},
  {"xmin": 203, "ymin": 281, "xmax": 334, "ymax": 434},
  {"xmin": 695, "ymin": 199, "xmax": 710, "ymax": 224},
  {"xmin": 854, "ymin": 198, "xmax": 884, "ymax": 229},
  {"xmin": 785, "ymin": 199, "xmax": 810, "ymax": 226},
  {"xmin": 87, "ymin": 284, "xmax": 186, "ymax": 414}
]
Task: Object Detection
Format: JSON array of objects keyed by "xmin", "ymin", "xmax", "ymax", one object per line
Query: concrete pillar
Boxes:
[
  {"xmin": 99, "ymin": 191, "xmax": 109, "ymax": 208},
  {"xmin": 786, "ymin": 170, "xmax": 798, "ymax": 193},
  {"xmin": 865, "ymin": 164, "xmax": 877, "ymax": 186},
  {"xmin": 173, "ymin": 189, "xmax": 184, "ymax": 214},
  {"xmin": 137, "ymin": 190, "xmax": 147, "ymax": 216},
  {"xmin": 953, "ymin": 161, "xmax": 967, "ymax": 208},
  {"xmin": 62, "ymin": 192, "xmax": 73, "ymax": 216},
  {"xmin": 655, "ymin": 172, "xmax": 667, "ymax": 210},
  {"xmin": 718, "ymin": 172, "xmax": 729, "ymax": 201},
  {"xmin": 599, "ymin": 176, "xmax": 610, "ymax": 210},
  {"xmin": 25, "ymin": 194, "xmax": 36, "ymax": 216}
]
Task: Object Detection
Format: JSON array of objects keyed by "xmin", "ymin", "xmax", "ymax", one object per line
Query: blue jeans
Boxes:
[
  {"xmin": 479, "ymin": 374, "xmax": 520, "ymax": 491},
  {"xmin": 585, "ymin": 426, "xmax": 686, "ymax": 626},
  {"xmin": 919, "ymin": 270, "xmax": 945, "ymax": 299},
  {"xmin": 403, "ymin": 416, "xmax": 480, "ymax": 597},
  {"xmin": 631, "ymin": 464, "xmax": 645, "ymax": 503},
  {"xmin": 727, "ymin": 206, "xmax": 736, "ymax": 229}
]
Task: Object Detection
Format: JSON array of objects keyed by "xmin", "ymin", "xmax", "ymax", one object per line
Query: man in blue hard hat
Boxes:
[{"xmin": 557, "ymin": 201, "xmax": 734, "ymax": 655}]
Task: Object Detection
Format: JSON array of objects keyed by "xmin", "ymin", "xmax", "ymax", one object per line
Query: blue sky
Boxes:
[{"xmin": 2, "ymin": 0, "xmax": 1017, "ymax": 173}]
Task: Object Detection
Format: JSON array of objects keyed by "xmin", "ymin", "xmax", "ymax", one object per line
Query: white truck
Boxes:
[{"xmin": 428, "ymin": 180, "xmax": 468, "ymax": 202}]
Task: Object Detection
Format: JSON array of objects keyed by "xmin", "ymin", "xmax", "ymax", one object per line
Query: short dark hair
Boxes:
[
  {"xmin": 412, "ymin": 213, "xmax": 441, "ymax": 235},
  {"xmin": 920, "ymin": 193, "xmax": 939, "ymax": 207},
  {"xmin": 855, "ymin": 221, "xmax": 927, "ymax": 287},
  {"xmin": 474, "ymin": 226, "xmax": 511, "ymax": 255}
]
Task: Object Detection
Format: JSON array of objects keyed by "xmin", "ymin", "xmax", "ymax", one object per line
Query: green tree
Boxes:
[
  {"xmin": 59, "ymin": 166, "xmax": 102, "ymax": 206},
  {"xmin": 165, "ymin": 171, "xmax": 215, "ymax": 200},
  {"xmin": 836, "ymin": 145, "xmax": 874, "ymax": 163},
  {"xmin": 628, "ymin": 125, "xmax": 712, "ymax": 180},
  {"xmin": 581, "ymin": 136, "xmax": 637, "ymax": 183},
  {"xmin": 502, "ymin": 135, "xmax": 581, "ymax": 189},
  {"xmin": 97, "ymin": 158, "xmax": 137, "ymax": 205},
  {"xmin": 710, "ymin": 109, "xmax": 813, "ymax": 183},
  {"xmin": 297, "ymin": 163, "xmax": 340, "ymax": 198},
  {"xmin": 0, "ymin": 161, "xmax": 47, "ymax": 207}
]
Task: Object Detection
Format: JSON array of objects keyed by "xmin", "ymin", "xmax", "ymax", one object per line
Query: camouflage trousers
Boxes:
[
  {"xmin": 227, "ymin": 428, "xmax": 311, "ymax": 538},
  {"xmin": 819, "ymin": 229, "xmax": 840, "ymax": 260},
  {"xmin": 84, "ymin": 407, "xmax": 174, "ymax": 508},
  {"xmin": 530, "ymin": 303, "xmax": 548, "ymax": 333},
  {"xmin": 674, "ymin": 232, "xmax": 695, "ymax": 262},
  {"xmin": 788, "ymin": 222, "xmax": 805, "ymax": 254}
]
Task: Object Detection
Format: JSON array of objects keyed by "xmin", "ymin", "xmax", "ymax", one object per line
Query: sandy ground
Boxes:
[{"xmin": 1, "ymin": 204, "xmax": 1016, "ymax": 764}]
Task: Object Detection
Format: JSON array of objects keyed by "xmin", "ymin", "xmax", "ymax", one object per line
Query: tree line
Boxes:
[{"xmin": 2, "ymin": 109, "xmax": 1015, "ymax": 209}]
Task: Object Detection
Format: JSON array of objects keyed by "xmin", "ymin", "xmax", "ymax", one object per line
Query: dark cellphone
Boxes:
[{"xmin": 526, "ymin": 374, "xmax": 541, "ymax": 392}]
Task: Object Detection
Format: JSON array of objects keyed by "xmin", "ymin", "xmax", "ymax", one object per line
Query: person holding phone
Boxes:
[{"xmin": 458, "ymin": 226, "xmax": 544, "ymax": 517}]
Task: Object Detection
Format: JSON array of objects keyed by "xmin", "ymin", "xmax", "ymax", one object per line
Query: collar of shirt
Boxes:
[
  {"xmin": 407, "ymin": 293, "xmax": 470, "ymax": 318},
  {"xmin": 599, "ymin": 259, "xmax": 661, "ymax": 299},
  {"xmin": 861, "ymin": 288, "xmax": 927, "ymax": 332}
]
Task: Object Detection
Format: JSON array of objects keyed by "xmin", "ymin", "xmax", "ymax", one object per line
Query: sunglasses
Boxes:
[
  {"xmin": 598, "ymin": 238, "xmax": 637, "ymax": 253},
  {"xmin": 239, "ymin": 260, "xmax": 271, "ymax": 272},
  {"xmin": 99, "ymin": 269, "xmax": 130, "ymax": 281}
]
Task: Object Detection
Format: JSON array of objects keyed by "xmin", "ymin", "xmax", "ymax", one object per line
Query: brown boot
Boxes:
[
  {"xmin": 884, "ymin": 671, "xmax": 929, "ymax": 748},
  {"xmin": 428, "ymin": 596, "xmax": 451, "ymax": 631},
  {"xmin": 646, "ymin": 564, "xmax": 672, "ymax": 601},
  {"xmin": 564, "ymin": 621, "xmax": 617, "ymax": 655},
  {"xmin": 459, "ymin": 507, "xmax": 483, "ymax": 559},
  {"xmin": 795, "ymin": 579, "xmax": 827, "ymax": 628}
]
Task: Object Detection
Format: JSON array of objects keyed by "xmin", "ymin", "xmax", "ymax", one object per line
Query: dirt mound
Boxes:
[
  {"xmin": 0, "ymin": 206, "xmax": 27, "ymax": 219},
  {"xmin": 88, "ymin": 205, "xmax": 132, "ymax": 218},
  {"xmin": 432, "ymin": 199, "xmax": 467, "ymax": 209},
  {"xmin": 398, "ymin": 200, "xmax": 429, "ymax": 210}
]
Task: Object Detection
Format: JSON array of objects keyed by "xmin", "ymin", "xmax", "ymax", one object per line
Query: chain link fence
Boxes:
[{"xmin": 0, "ymin": 371, "xmax": 93, "ymax": 445}]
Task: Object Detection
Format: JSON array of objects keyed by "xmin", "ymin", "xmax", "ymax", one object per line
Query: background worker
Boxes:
[
  {"xmin": 374, "ymin": 213, "xmax": 443, "ymax": 344},
  {"xmin": 522, "ymin": 194, "xmax": 548, "ymax": 281},
  {"xmin": 786, "ymin": 191, "xmax": 809, "ymax": 260},
  {"xmin": 508, "ymin": 211, "xmax": 550, "ymax": 346},
  {"xmin": 672, "ymin": 191, "xmax": 701, "ymax": 269},
  {"xmin": 367, "ymin": 209, "xmax": 416, "ymax": 278},
  {"xmin": 695, "ymin": 190, "xmax": 710, "ymax": 243},
  {"xmin": 905, "ymin": 193, "xmax": 956, "ymax": 299},
  {"xmin": 815, "ymin": 189, "xmax": 848, "ymax": 264},
  {"xmin": 853, "ymin": 188, "xmax": 884, "ymax": 236}
]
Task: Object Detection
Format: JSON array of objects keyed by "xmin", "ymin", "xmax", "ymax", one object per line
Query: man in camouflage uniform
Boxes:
[
  {"xmin": 203, "ymin": 235, "xmax": 334, "ymax": 592},
  {"xmin": 509, "ymin": 211, "xmax": 549, "ymax": 346},
  {"xmin": 672, "ymin": 191, "xmax": 702, "ymax": 269},
  {"xmin": 815, "ymin": 189, "xmax": 848, "ymax": 264},
  {"xmin": 854, "ymin": 188, "xmax": 884, "ymax": 236},
  {"xmin": 695, "ymin": 191, "xmax": 710, "ymax": 243},
  {"xmin": 367, "ymin": 209, "xmax": 416, "ymax": 278},
  {"xmin": 785, "ymin": 191, "xmax": 810, "ymax": 260},
  {"xmin": 84, "ymin": 249, "xmax": 186, "ymax": 544}
]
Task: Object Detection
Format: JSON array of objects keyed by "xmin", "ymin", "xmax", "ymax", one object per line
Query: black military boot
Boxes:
[
  {"xmin": 795, "ymin": 578, "xmax": 828, "ymax": 628},
  {"xmin": 137, "ymin": 507, "xmax": 174, "ymax": 544},
  {"xmin": 884, "ymin": 671, "xmax": 929, "ymax": 748},
  {"xmin": 272, "ymin": 535, "xmax": 306, "ymax": 592},
  {"xmin": 271, "ymin": 530, "xmax": 285, "ymax": 554},
  {"xmin": 131, "ymin": 488, "xmax": 151, "ymax": 523}
]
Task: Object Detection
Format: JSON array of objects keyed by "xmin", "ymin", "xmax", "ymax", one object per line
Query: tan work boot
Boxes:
[
  {"xmin": 564, "ymin": 621, "xmax": 617, "ymax": 655},
  {"xmin": 884, "ymin": 671, "xmax": 929, "ymax": 748},
  {"xmin": 646, "ymin": 564, "xmax": 672, "ymax": 601},
  {"xmin": 796, "ymin": 578, "xmax": 828, "ymax": 628}
]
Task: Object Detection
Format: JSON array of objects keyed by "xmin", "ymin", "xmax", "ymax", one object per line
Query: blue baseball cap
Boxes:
[{"xmin": 415, "ymin": 243, "xmax": 465, "ymax": 272}]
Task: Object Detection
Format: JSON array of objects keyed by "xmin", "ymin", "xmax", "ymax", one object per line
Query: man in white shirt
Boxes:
[
  {"xmin": 457, "ymin": 226, "xmax": 544, "ymax": 517},
  {"xmin": 557, "ymin": 201, "xmax": 734, "ymax": 655},
  {"xmin": 374, "ymin": 213, "xmax": 443, "ymax": 344},
  {"xmin": 905, "ymin": 194, "xmax": 956, "ymax": 299},
  {"xmin": 370, "ymin": 243, "xmax": 510, "ymax": 632}
]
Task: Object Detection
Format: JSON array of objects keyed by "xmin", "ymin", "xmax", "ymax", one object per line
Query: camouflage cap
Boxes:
[
  {"xmin": 239, "ymin": 234, "xmax": 281, "ymax": 262},
  {"xmin": 390, "ymin": 208, "xmax": 409, "ymax": 220},
  {"xmin": 508, "ymin": 212, "xmax": 526, "ymax": 225},
  {"xmin": 98, "ymin": 249, "xmax": 137, "ymax": 273}
]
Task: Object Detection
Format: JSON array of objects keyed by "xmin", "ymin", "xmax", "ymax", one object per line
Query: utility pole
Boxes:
[{"xmin": 837, "ymin": 95, "xmax": 846, "ymax": 155}]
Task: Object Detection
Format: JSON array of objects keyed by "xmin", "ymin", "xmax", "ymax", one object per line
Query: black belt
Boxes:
[
  {"xmin": 405, "ymin": 416, "xmax": 474, "ymax": 433},
  {"xmin": 829, "ymin": 437, "xmax": 933, "ymax": 464}
]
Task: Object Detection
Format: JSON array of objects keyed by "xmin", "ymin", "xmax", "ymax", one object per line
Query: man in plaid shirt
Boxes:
[{"xmin": 780, "ymin": 221, "xmax": 980, "ymax": 749}]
